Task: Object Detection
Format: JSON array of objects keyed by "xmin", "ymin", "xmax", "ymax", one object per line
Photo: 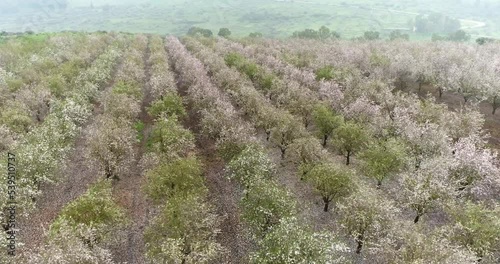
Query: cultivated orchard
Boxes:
[{"xmin": 1, "ymin": 32, "xmax": 499, "ymax": 263}]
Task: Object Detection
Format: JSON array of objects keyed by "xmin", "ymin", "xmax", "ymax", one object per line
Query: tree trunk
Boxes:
[
  {"xmin": 83, "ymin": 238, "xmax": 94, "ymax": 249},
  {"xmin": 266, "ymin": 131, "xmax": 271, "ymax": 141},
  {"xmin": 401, "ymin": 79, "xmax": 406, "ymax": 90},
  {"xmin": 414, "ymin": 212, "xmax": 422, "ymax": 223},
  {"xmin": 492, "ymin": 96, "xmax": 498, "ymax": 115},
  {"xmin": 355, "ymin": 233, "xmax": 364, "ymax": 254},
  {"xmin": 323, "ymin": 197, "xmax": 330, "ymax": 212},
  {"xmin": 418, "ymin": 82, "xmax": 422, "ymax": 93},
  {"xmin": 438, "ymin": 87, "xmax": 443, "ymax": 98},
  {"xmin": 415, "ymin": 156, "xmax": 421, "ymax": 170},
  {"xmin": 105, "ymin": 163, "xmax": 113, "ymax": 179},
  {"xmin": 476, "ymin": 254, "xmax": 483, "ymax": 263},
  {"xmin": 346, "ymin": 151, "xmax": 351, "ymax": 165},
  {"xmin": 376, "ymin": 180, "xmax": 382, "ymax": 188},
  {"xmin": 33, "ymin": 178, "xmax": 40, "ymax": 191},
  {"xmin": 280, "ymin": 134, "xmax": 286, "ymax": 159},
  {"xmin": 181, "ymin": 239, "xmax": 191, "ymax": 264},
  {"xmin": 322, "ymin": 134, "xmax": 328, "ymax": 147},
  {"xmin": 263, "ymin": 217, "xmax": 271, "ymax": 235}
]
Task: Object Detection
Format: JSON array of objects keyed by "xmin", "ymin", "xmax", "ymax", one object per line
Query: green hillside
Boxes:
[{"xmin": 0, "ymin": 0, "xmax": 499, "ymax": 39}]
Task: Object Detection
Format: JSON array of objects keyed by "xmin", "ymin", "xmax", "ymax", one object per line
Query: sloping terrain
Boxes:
[{"xmin": 1, "ymin": 33, "xmax": 499, "ymax": 263}]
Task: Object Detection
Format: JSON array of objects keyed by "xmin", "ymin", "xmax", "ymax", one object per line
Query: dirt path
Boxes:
[
  {"xmin": 111, "ymin": 36, "xmax": 154, "ymax": 264},
  {"xmin": 171, "ymin": 61, "xmax": 247, "ymax": 264},
  {"xmin": 197, "ymin": 137, "xmax": 246, "ymax": 264},
  {"xmin": 17, "ymin": 55, "xmax": 124, "ymax": 253}
]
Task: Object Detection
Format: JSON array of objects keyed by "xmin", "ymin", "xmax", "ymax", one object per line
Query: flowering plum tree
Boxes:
[
  {"xmin": 450, "ymin": 136, "xmax": 499, "ymax": 199},
  {"xmin": 144, "ymin": 157, "xmax": 206, "ymax": 204},
  {"xmin": 270, "ymin": 114, "xmax": 305, "ymax": 159},
  {"xmin": 50, "ymin": 180, "xmax": 127, "ymax": 246},
  {"xmin": 399, "ymin": 156, "xmax": 455, "ymax": 223},
  {"xmin": 147, "ymin": 93, "xmax": 186, "ymax": 119},
  {"xmin": 144, "ymin": 193, "xmax": 225, "ymax": 264},
  {"xmin": 312, "ymin": 103, "xmax": 344, "ymax": 147},
  {"xmin": 227, "ymin": 145, "xmax": 275, "ymax": 189},
  {"xmin": 338, "ymin": 185, "xmax": 399, "ymax": 254},
  {"xmin": 148, "ymin": 116, "xmax": 195, "ymax": 159},
  {"xmin": 241, "ymin": 180, "xmax": 296, "ymax": 237},
  {"xmin": 289, "ymin": 136, "xmax": 329, "ymax": 178},
  {"xmin": 332, "ymin": 121, "xmax": 370, "ymax": 165},
  {"xmin": 86, "ymin": 116, "xmax": 136, "ymax": 180},
  {"xmin": 18, "ymin": 221, "xmax": 115, "ymax": 264},
  {"xmin": 358, "ymin": 138, "xmax": 407, "ymax": 188},
  {"xmin": 305, "ymin": 162, "xmax": 356, "ymax": 212},
  {"xmin": 250, "ymin": 217, "xmax": 349, "ymax": 264},
  {"xmin": 0, "ymin": 101, "xmax": 33, "ymax": 133},
  {"xmin": 446, "ymin": 201, "xmax": 500, "ymax": 262},
  {"xmin": 375, "ymin": 222, "xmax": 476, "ymax": 264},
  {"xmin": 101, "ymin": 92, "xmax": 140, "ymax": 121}
]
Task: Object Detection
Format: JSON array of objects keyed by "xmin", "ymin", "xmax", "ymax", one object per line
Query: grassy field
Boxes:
[{"xmin": 0, "ymin": 0, "xmax": 499, "ymax": 39}]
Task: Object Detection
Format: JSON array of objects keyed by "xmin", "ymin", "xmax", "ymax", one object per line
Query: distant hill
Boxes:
[{"xmin": 0, "ymin": 0, "xmax": 499, "ymax": 38}]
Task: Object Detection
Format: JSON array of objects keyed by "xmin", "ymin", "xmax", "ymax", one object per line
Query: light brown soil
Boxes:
[{"xmin": 173, "ymin": 66, "xmax": 249, "ymax": 264}]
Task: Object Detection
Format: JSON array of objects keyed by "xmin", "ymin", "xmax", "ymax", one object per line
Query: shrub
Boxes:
[
  {"xmin": 187, "ymin": 27, "xmax": 213, "ymax": 37},
  {"xmin": 218, "ymin": 28, "xmax": 231, "ymax": 38}
]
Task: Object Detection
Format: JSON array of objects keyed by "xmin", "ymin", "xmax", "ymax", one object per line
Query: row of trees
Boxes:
[
  {"xmin": 190, "ymin": 36, "xmax": 396, "ymax": 260},
  {"xmin": 0, "ymin": 37, "xmax": 122, "ymax": 210},
  {"xmin": 17, "ymin": 33, "xmax": 189, "ymax": 263},
  {"xmin": 213, "ymin": 39, "xmax": 371, "ymax": 222},
  {"xmin": 167, "ymin": 35, "xmax": 337, "ymax": 263},
  {"xmin": 268, "ymin": 37, "xmax": 500, "ymax": 114},
  {"xmin": 216, "ymin": 39, "xmax": 367, "ymax": 168},
  {"xmin": 207, "ymin": 36, "xmax": 500, "ymax": 262},
  {"xmin": 7, "ymin": 36, "xmax": 127, "ymax": 263},
  {"xmin": 141, "ymin": 36, "xmax": 231, "ymax": 263},
  {"xmin": 432, "ymin": 29, "xmax": 471, "ymax": 42},
  {"xmin": 22, "ymin": 180, "xmax": 127, "ymax": 263},
  {"xmin": 182, "ymin": 36, "xmax": 351, "ymax": 263},
  {"xmin": 85, "ymin": 35, "xmax": 148, "ymax": 181},
  {"xmin": 0, "ymin": 33, "xmax": 115, "ymax": 139},
  {"xmin": 187, "ymin": 26, "xmax": 232, "ymax": 38},
  {"xmin": 292, "ymin": 26, "xmax": 340, "ymax": 40}
]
